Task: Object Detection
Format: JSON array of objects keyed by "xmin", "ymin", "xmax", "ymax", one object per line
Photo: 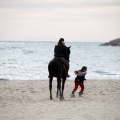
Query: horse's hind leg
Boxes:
[
  {"xmin": 57, "ymin": 77, "xmax": 62, "ymax": 100},
  {"xmin": 61, "ymin": 78, "xmax": 66, "ymax": 99},
  {"xmin": 56, "ymin": 84, "xmax": 59, "ymax": 98},
  {"xmin": 49, "ymin": 76, "xmax": 53, "ymax": 100}
]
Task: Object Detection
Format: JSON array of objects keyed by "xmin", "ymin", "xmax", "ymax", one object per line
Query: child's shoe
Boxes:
[
  {"xmin": 70, "ymin": 91, "xmax": 75, "ymax": 97},
  {"xmin": 79, "ymin": 92, "xmax": 84, "ymax": 96}
]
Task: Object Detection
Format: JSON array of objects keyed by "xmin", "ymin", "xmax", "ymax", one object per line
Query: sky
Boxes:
[{"xmin": 0, "ymin": 0, "xmax": 120, "ymax": 42}]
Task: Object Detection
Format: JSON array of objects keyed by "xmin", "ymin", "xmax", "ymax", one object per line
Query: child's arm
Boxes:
[{"xmin": 84, "ymin": 76, "xmax": 86, "ymax": 80}]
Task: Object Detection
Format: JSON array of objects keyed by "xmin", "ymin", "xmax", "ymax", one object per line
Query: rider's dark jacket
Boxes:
[{"xmin": 54, "ymin": 44, "xmax": 67, "ymax": 59}]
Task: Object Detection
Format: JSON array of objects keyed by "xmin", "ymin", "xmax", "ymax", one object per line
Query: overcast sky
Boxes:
[{"xmin": 0, "ymin": 0, "xmax": 120, "ymax": 42}]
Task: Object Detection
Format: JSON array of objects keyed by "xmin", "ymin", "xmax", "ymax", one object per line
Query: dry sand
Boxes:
[{"xmin": 0, "ymin": 80, "xmax": 120, "ymax": 120}]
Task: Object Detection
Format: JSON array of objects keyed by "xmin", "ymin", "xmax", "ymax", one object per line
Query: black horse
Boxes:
[{"xmin": 48, "ymin": 46, "xmax": 71, "ymax": 100}]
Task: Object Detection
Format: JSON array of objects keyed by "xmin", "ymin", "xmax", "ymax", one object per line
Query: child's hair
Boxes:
[
  {"xmin": 81, "ymin": 66, "xmax": 87, "ymax": 72},
  {"xmin": 74, "ymin": 66, "xmax": 87, "ymax": 75}
]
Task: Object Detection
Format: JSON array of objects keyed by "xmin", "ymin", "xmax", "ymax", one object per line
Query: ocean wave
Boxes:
[
  {"xmin": 0, "ymin": 42, "xmax": 120, "ymax": 80},
  {"xmin": 0, "ymin": 78, "xmax": 9, "ymax": 80},
  {"xmin": 23, "ymin": 50, "xmax": 35, "ymax": 54},
  {"xmin": 94, "ymin": 71, "xmax": 118, "ymax": 76}
]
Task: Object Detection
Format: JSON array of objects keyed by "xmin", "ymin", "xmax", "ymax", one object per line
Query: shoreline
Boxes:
[
  {"xmin": 1, "ymin": 79, "xmax": 120, "ymax": 80},
  {"xmin": 0, "ymin": 80, "xmax": 120, "ymax": 120}
]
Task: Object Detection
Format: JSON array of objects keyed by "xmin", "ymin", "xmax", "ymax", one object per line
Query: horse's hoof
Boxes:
[
  {"xmin": 50, "ymin": 97, "xmax": 53, "ymax": 100},
  {"xmin": 60, "ymin": 97, "xmax": 64, "ymax": 100},
  {"xmin": 60, "ymin": 98, "xmax": 63, "ymax": 100}
]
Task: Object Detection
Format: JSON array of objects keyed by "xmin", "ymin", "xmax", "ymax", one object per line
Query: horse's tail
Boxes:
[
  {"xmin": 48, "ymin": 60, "xmax": 54, "ymax": 75},
  {"xmin": 48, "ymin": 59, "xmax": 62, "ymax": 77}
]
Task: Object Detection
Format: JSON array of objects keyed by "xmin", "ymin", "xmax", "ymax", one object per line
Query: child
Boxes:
[{"xmin": 70, "ymin": 66, "xmax": 87, "ymax": 97}]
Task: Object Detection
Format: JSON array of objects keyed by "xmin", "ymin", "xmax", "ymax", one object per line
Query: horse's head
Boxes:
[{"xmin": 66, "ymin": 46, "xmax": 71, "ymax": 60}]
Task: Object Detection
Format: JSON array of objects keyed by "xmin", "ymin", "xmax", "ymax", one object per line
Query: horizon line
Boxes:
[{"xmin": 0, "ymin": 40, "xmax": 103, "ymax": 43}]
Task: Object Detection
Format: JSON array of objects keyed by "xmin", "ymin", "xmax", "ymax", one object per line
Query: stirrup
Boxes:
[
  {"xmin": 66, "ymin": 75, "xmax": 70, "ymax": 77},
  {"xmin": 66, "ymin": 74, "xmax": 70, "ymax": 77}
]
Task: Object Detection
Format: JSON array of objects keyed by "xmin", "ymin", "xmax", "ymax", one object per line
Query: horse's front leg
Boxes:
[{"xmin": 49, "ymin": 77, "xmax": 53, "ymax": 100}]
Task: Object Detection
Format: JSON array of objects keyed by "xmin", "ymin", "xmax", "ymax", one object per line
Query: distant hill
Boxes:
[{"xmin": 100, "ymin": 38, "xmax": 120, "ymax": 46}]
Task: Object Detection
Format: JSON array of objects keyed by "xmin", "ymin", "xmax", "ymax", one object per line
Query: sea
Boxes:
[{"xmin": 0, "ymin": 41, "xmax": 120, "ymax": 80}]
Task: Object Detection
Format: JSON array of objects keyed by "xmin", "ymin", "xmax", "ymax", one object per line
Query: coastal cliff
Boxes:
[{"xmin": 101, "ymin": 38, "xmax": 120, "ymax": 46}]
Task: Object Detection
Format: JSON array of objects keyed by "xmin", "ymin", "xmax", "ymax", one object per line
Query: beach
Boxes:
[{"xmin": 0, "ymin": 80, "xmax": 120, "ymax": 120}]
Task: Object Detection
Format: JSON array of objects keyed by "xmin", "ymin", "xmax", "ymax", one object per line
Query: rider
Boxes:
[{"xmin": 54, "ymin": 38, "xmax": 70, "ymax": 77}]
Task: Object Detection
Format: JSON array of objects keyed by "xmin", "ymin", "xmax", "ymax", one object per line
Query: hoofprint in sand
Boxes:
[{"xmin": 0, "ymin": 80, "xmax": 120, "ymax": 120}]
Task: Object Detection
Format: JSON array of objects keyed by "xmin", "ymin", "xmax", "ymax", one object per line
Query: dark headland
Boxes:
[{"xmin": 100, "ymin": 38, "xmax": 120, "ymax": 46}]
